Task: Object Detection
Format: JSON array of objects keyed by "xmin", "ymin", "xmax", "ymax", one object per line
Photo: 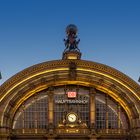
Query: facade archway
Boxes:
[
  {"xmin": 0, "ymin": 25, "xmax": 140, "ymax": 140},
  {"xmin": 0, "ymin": 59, "xmax": 140, "ymax": 140}
]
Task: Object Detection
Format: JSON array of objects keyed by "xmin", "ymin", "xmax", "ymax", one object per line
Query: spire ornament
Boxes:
[{"xmin": 63, "ymin": 24, "xmax": 81, "ymax": 60}]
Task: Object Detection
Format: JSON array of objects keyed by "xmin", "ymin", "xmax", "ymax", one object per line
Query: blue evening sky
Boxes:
[{"xmin": 0, "ymin": 0, "xmax": 140, "ymax": 84}]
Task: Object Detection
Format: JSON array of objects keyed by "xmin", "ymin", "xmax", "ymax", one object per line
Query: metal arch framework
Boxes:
[{"xmin": 0, "ymin": 59, "xmax": 140, "ymax": 130}]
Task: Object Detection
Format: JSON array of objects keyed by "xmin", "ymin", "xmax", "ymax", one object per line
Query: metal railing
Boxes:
[
  {"xmin": 13, "ymin": 128, "xmax": 128, "ymax": 135},
  {"xmin": 96, "ymin": 129, "xmax": 128, "ymax": 135}
]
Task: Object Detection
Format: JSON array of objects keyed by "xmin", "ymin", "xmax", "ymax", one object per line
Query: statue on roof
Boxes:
[{"xmin": 64, "ymin": 24, "xmax": 80, "ymax": 52}]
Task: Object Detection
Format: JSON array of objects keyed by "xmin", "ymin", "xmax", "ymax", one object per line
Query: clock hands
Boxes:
[
  {"xmin": 67, "ymin": 113, "xmax": 77, "ymax": 123},
  {"xmin": 69, "ymin": 116, "xmax": 74, "ymax": 120}
]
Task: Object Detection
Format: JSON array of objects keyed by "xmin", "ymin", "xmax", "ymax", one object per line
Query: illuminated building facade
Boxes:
[{"xmin": 0, "ymin": 25, "xmax": 140, "ymax": 140}]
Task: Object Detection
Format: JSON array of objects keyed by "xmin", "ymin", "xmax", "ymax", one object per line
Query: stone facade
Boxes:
[{"xmin": 0, "ymin": 58, "xmax": 139, "ymax": 140}]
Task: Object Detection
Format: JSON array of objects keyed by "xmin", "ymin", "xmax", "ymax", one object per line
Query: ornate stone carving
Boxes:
[
  {"xmin": 69, "ymin": 62, "xmax": 77, "ymax": 80},
  {"xmin": 0, "ymin": 59, "xmax": 140, "ymax": 133},
  {"xmin": 64, "ymin": 24, "xmax": 80, "ymax": 52}
]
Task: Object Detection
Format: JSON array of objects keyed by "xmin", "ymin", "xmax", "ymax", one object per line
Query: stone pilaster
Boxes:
[
  {"xmin": 48, "ymin": 88, "xmax": 54, "ymax": 124},
  {"xmin": 117, "ymin": 103, "xmax": 121, "ymax": 133},
  {"xmin": 90, "ymin": 88, "xmax": 96, "ymax": 127},
  {"xmin": 47, "ymin": 87, "xmax": 55, "ymax": 138},
  {"xmin": 105, "ymin": 94, "xmax": 108, "ymax": 133},
  {"xmin": 131, "ymin": 118, "xmax": 140, "ymax": 140},
  {"xmin": 90, "ymin": 136, "xmax": 97, "ymax": 140},
  {"xmin": 0, "ymin": 126, "xmax": 11, "ymax": 140},
  {"xmin": 89, "ymin": 88, "xmax": 96, "ymax": 140}
]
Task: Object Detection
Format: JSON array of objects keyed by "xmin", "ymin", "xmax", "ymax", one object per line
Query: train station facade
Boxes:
[{"xmin": 0, "ymin": 25, "xmax": 140, "ymax": 140}]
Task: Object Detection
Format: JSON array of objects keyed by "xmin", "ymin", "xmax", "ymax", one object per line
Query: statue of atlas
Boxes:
[{"xmin": 64, "ymin": 24, "xmax": 80, "ymax": 52}]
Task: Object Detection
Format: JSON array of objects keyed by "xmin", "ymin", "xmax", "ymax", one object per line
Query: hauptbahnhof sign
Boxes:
[{"xmin": 55, "ymin": 99, "xmax": 88, "ymax": 104}]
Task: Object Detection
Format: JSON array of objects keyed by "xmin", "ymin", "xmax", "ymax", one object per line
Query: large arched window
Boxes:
[
  {"xmin": 12, "ymin": 85, "xmax": 129, "ymax": 134},
  {"xmin": 95, "ymin": 92, "xmax": 129, "ymax": 132},
  {"xmin": 13, "ymin": 91, "xmax": 48, "ymax": 132}
]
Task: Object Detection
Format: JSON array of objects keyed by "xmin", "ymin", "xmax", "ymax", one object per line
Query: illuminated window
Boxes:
[
  {"xmin": 13, "ymin": 92, "xmax": 48, "ymax": 130},
  {"xmin": 13, "ymin": 86, "xmax": 129, "ymax": 133},
  {"xmin": 54, "ymin": 86, "xmax": 90, "ymax": 127},
  {"xmin": 95, "ymin": 92, "xmax": 129, "ymax": 130}
]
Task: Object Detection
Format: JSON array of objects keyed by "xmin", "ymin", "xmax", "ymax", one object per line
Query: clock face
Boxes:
[{"xmin": 67, "ymin": 113, "xmax": 77, "ymax": 123}]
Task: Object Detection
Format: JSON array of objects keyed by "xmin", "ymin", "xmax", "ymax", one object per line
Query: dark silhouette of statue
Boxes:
[{"xmin": 64, "ymin": 24, "xmax": 80, "ymax": 52}]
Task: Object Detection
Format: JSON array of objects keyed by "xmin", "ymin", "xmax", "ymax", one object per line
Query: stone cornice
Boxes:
[{"xmin": 0, "ymin": 59, "xmax": 139, "ymax": 97}]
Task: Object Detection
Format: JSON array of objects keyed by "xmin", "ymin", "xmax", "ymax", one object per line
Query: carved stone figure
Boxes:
[{"xmin": 64, "ymin": 24, "xmax": 80, "ymax": 52}]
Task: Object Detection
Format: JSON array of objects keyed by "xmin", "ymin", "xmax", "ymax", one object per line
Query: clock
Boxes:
[{"xmin": 67, "ymin": 112, "xmax": 77, "ymax": 123}]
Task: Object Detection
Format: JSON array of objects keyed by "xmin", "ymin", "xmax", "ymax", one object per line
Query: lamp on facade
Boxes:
[
  {"xmin": 0, "ymin": 72, "xmax": 2, "ymax": 80},
  {"xmin": 138, "ymin": 76, "xmax": 140, "ymax": 83}
]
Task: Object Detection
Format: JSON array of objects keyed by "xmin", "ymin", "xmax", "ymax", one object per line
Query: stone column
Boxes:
[
  {"xmin": 105, "ymin": 94, "xmax": 108, "ymax": 133},
  {"xmin": 90, "ymin": 88, "xmax": 96, "ymax": 140},
  {"xmin": 34, "ymin": 96, "xmax": 38, "ymax": 134},
  {"xmin": 0, "ymin": 110, "xmax": 11, "ymax": 140},
  {"xmin": 22, "ymin": 104, "xmax": 25, "ymax": 134},
  {"xmin": 117, "ymin": 103, "xmax": 121, "ymax": 133},
  {"xmin": 48, "ymin": 89, "xmax": 54, "ymax": 125},
  {"xmin": 131, "ymin": 118, "xmax": 140, "ymax": 140},
  {"xmin": 0, "ymin": 127, "xmax": 11, "ymax": 140},
  {"xmin": 90, "ymin": 136, "xmax": 97, "ymax": 140},
  {"xmin": 90, "ymin": 88, "xmax": 96, "ymax": 126},
  {"xmin": 47, "ymin": 88, "xmax": 55, "ymax": 139}
]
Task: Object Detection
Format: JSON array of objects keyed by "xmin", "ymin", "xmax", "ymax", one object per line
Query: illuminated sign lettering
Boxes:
[{"xmin": 55, "ymin": 99, "xmax": 88, "ymax": 104}]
